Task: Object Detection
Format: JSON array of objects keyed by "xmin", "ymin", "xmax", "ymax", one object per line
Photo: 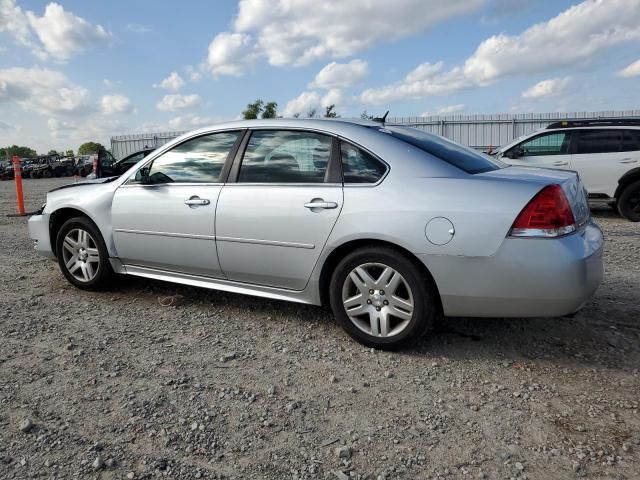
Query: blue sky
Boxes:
[{"xmin": 1, "ymin": 0, "xmax": 639, "ymax": 152}]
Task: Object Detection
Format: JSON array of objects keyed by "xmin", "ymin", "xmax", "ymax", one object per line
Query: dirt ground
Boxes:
[{"xmin": 1, "ymin": 177, "xmax": 639, "ymax": 480}]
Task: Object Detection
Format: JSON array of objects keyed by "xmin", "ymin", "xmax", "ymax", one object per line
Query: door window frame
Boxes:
[
  {"xmin": 225, "ymin": 128, "xmax": 342, "ymax": 185},
  {"xmin": 123, "ymin": 128, "xmax": 246, "ymax": 187}
]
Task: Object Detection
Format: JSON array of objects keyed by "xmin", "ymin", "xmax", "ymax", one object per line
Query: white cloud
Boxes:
[
  {"xmin": 126, "ymin": 23, "xmax": 151, "ymax": 33},
  {"xmin": 463, "ymin": 0, "xmax": 640, "ymax": 83},
  {"xmin": 420, "ymin": 104, "xmax": 465, "ymax": 116},
  {"xmin": 521, "ymin": 77, "xmax": 571, "ymax": 98},
  {"xmin": 283, "ymin": 91, "xmax": 321, "ymax": 117},
  {"xmin": 321, "ymin": 89, "xmax": 347, "ymax": 109},
  {"xmin": 47, "ymin": 117, "xmax": 76, "ymax": 138},
  {"xmin": 156, "ymin": 94, "xmax": 201, "ymax": 112},
  {"xmin": 359, "ymin": 62, "xmax": 471, "ymax": 104},
  {"xmin": 200, "ymin": 0, "xmax": 481, "ymax": 75},
  {"xmin": 310, "ymin": 59, "xmax": 369, "ymax": 89},
  {"xmin": 103, "ymin": 79, "xmax": 121, "ymax": 88},
  {"xmin": 205, "ymin": 32, "xmax": 256, "ymax": 76},
  {"xmin": 0, "ymin": 0, "xmax": 110, "ymax": 61},
  {"xmin": 283, "ymin": 89, "xmax": 351, "ymax": 117},
  {"xmin": 153, "ymin": 72, "xmax": 185, "ymax": 91},
  {"xmin": 0, "ymin": 67, "xmax": 91, "ymax": 115},
  {"xmin": 101, "ymin": 94, "xmax": 133, "ymax": 114},
  {"xmin": 359, "ymin": 0, "xmax": 640, "ymax": 104},
  {"xmin": 0, "ymin": 120, "xmax": 14, "ymax": 130},
  {"xmin": 617, "ymin": 59, "xmax": 640, "ymax": 78},
  {"xmin": 167, "ymin": 114, "xmax": 217, "ymax": 130}
]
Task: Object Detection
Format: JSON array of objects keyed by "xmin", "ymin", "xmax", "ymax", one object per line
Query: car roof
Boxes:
[{"xmin": 183, "ymin": 117, "xmax": 381, "ymax": 137}]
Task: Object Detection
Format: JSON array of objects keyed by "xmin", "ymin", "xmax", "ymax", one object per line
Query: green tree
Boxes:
[
  {"xmin": 77, "ymin": 142, "xmax": 105, "ymax": 155},
  {"xmin": 0, "ymin": 145, "xmax": 37, "ymax": 159},
  {"xmin": 261, "ymin": 101, "xmax": 278, "ymax": 119},
  {"xmin": 324, "ymin": 104, "xmax": 338, "ymax": 118},
  {"xmin": 48, "ymin": 149, "xmax": 59, "ymax": 156},
  {"xmin": 306, "ymin": 108, "xmax": 317, "ymax": 118},
  {"xmin": 65, "ymin": 149, "xmax": 74, "ymax": 157},
  {"xmin": 360, "ymin": 110, "xmax": 374, "ymax": 120},
  {"xmin": 242, "ymin": 99, "xmax": 264, "ymax": 119}
]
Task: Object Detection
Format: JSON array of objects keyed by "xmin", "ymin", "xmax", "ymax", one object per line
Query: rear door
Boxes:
[
  {"xmin": 571, "ymin": 129, "xmax": 636, "ymax": 196},
  {"xmin": 215, "ymin": 129, "xmax": 343, "ymax": 290},
  {"xmin": 111, "ymin": 130, "xmax": 242, "ymax": 277},
  {"xmin": 505, "ymin": 130, "xmax": 573, "ymax": 169}
]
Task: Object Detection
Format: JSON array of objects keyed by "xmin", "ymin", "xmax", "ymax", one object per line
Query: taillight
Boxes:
[{"xmin": 509, "ymin": 184, "xmax": 576, "ymax": 238}]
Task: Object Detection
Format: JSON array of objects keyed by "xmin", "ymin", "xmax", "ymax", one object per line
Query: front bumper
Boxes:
[
  {"xmin": 420, "ymin": 221, "xmax": 604, "ymax": 318},
  {"xmin": 28, "ymin": 213, "xmax": 56, "ymax": 259}
]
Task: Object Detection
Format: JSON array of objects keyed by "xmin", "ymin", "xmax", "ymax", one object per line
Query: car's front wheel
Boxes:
[
  {"xmin": 55, "ymin": 217, "xmax": 113, "ymax": 289},
  {"xmin": 329, "ymin": 246, "xmax": 438, "ymax": 349},
  {"xmin": 618, "ymin": 180, "xmax": 640, "ymax": 222}
]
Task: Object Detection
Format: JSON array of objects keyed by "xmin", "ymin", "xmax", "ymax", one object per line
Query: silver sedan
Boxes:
[{"xmin": 28, "ymin": 119, "xmax": 604, "ymax": 348}]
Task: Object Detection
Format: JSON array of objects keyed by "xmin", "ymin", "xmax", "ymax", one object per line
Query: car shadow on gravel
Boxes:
[{"xmin": 109, "ymin": 274, "xmax": 639, "ymax": 372}]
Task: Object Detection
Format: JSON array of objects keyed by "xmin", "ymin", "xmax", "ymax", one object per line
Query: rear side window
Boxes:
[
  {"xmin": 518, "ymin": 132, "xmax": 571, "ymax": 156},
  {"xmin": 622, "ymin": 130, "xmax": 640, "ymax": 152},
  {"xmin": 385, "ymin": 126, "xmax": 503, "ymax": 174},
  {"xmin": 576, "ymin": 130, "xmax": 621, "ymax": 154},
  {"xmin": 239, "ymin": 130, "xmax": 332, "ymax": 183},
  {"xmin": 340, "ymin": 141, "xmax": 387, "ymax": 184}
]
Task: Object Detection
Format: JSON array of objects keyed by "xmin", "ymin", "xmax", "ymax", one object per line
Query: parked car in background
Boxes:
[
  {"xmin": 88, "ymin": 148, "xmax": 155, "ymax": 179},
  {"xmin": 28, "ymin": 119, "xmax": 603, "ymax": 349},
  {"xmin": 495, "ymin": 118, "xmax": 640, "ymax": 221},
  {"xmin": 30, "ymin": 155, "xmax": 75, "ymax": 178},
  {"xmin": 75, "ymin": 150, "xmax": 119, "ymax": 177}
]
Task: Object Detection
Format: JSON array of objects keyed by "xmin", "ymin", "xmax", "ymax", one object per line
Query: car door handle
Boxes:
[
  {"xmin": 304, "ymin": 201, "xmax": 338, "ymax": 210},
  {"xmin": 552, "ymin": 161, "xmax": 569, "ymax": 166},
  {"xmin": 184, "ymin": 197, "xmax": 210, "ymax": 207},
  {"xmin": 620, "ymin": 158, "xmax": 638, "ymax": 164}
]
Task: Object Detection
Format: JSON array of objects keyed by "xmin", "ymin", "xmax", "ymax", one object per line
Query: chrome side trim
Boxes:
[
  {"xmin": 114, "ymin": 228, "xmax": 216, "ymax": 240},
  {"xmin": 123, "ymin": 265, "xmax": 315, "ymax": 304},
  {"xmin": 216, "ymin": 236, "xmax": 315, "ymax": 249}
]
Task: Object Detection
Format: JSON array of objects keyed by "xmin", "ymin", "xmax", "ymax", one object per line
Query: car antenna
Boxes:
[{"xmin": 373, "ymin": 111, "xmax": 389, "ymax": 124}]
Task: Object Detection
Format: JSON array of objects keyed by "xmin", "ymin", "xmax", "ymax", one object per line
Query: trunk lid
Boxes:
[{"xmin": 476, "ymin": 165, "xmax": 590, "ymax": 228}]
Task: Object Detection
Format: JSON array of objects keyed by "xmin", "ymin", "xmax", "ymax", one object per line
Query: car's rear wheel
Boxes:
[
  {"xmin": 329, "ymin": 246, "xmax": 438, "ymax": 349},
  {"xmin": 56, "ymin": 217, "xmax": 113, "ymax": 289},
  {"xmin": 618, "ymin": 180, "xmax": 640, "ymax": 222},
  {"xmin": 42, "ymin": 169, "xmax": 52, "ymax": 178}
]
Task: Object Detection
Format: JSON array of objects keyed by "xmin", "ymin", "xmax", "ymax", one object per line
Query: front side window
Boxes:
[
  {"xmin": 575, "ymin": 130, "xmax": 621, "ymax": 154},
  {"xmin": 340, "ymin": 141, "xmax": 387, "ymax": 183},
  {"xmin": 518, "ymin": 132, "xmax": 571, "ymax": 156},
  {"xmin": 238, "ymin": 130, "xmax": 332, "ymax": 183},
  {"xmin": 141, "ymin": 131, "xmax": 240, "ymax": 184}
]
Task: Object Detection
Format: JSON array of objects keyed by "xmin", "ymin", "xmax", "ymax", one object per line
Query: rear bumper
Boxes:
[
  {"xmin": 28, "ymin": 213, "xmax": 56, "ymax": 259},
  {"xmin": 419, "ymin": 221, "xmax": 604, "ymax": 317}
]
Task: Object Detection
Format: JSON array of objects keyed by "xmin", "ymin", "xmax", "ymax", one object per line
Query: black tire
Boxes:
[
  {"xmin": 42, "ymin": 169, "xmax": 53, "ymax": 178},
  {"xmin": 55, "ymin": 216, "xmax": 113, "ymax": 290},
  {"xmin": 617, "ymin": 180, "xmax": 640, "ymax": 222},
  {"xmin": 329, "ymin": 246, "xmax": 438, "ymax": 349}
]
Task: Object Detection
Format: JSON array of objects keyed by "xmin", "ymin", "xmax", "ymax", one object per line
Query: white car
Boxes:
[{"xmin": 495, "ymin": 119, "xmax": 640, "ymax": 221}]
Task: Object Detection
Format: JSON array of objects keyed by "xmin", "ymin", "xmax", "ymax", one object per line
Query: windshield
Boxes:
[{"xmin": 382, "ymin": 126, "xmax": 505, "ymax": 174}]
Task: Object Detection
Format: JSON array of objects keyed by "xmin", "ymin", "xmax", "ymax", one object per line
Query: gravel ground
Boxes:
[{"xmin": 1, "ymin": 177, "xmax": 639, "ymax": 480}]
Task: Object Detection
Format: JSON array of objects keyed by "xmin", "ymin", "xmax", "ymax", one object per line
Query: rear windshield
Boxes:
[{"xmin": 382, "ymin": 126, "xmax": 504, "ymax": 174}]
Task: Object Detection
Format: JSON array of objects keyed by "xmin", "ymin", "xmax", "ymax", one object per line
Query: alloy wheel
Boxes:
[
  {"xmin": 61, "ymin": 228, "xmax": 101, "ymax": 282},
  {"xmin": 341, "ymin": 262, "xmax": 414, "ymax": 338}
]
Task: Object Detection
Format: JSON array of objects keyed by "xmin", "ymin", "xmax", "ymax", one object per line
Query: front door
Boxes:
[
  {"xmin": 216, "ymin": 129, "xmax": 343, "ymax": 290},
  {"xmin": 111, "ymin": 130, "xmax": 242, "ymax": 277},
  {"xmin": 506, "ymin": 130, "xmax": 573, "ymax": 169}
]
